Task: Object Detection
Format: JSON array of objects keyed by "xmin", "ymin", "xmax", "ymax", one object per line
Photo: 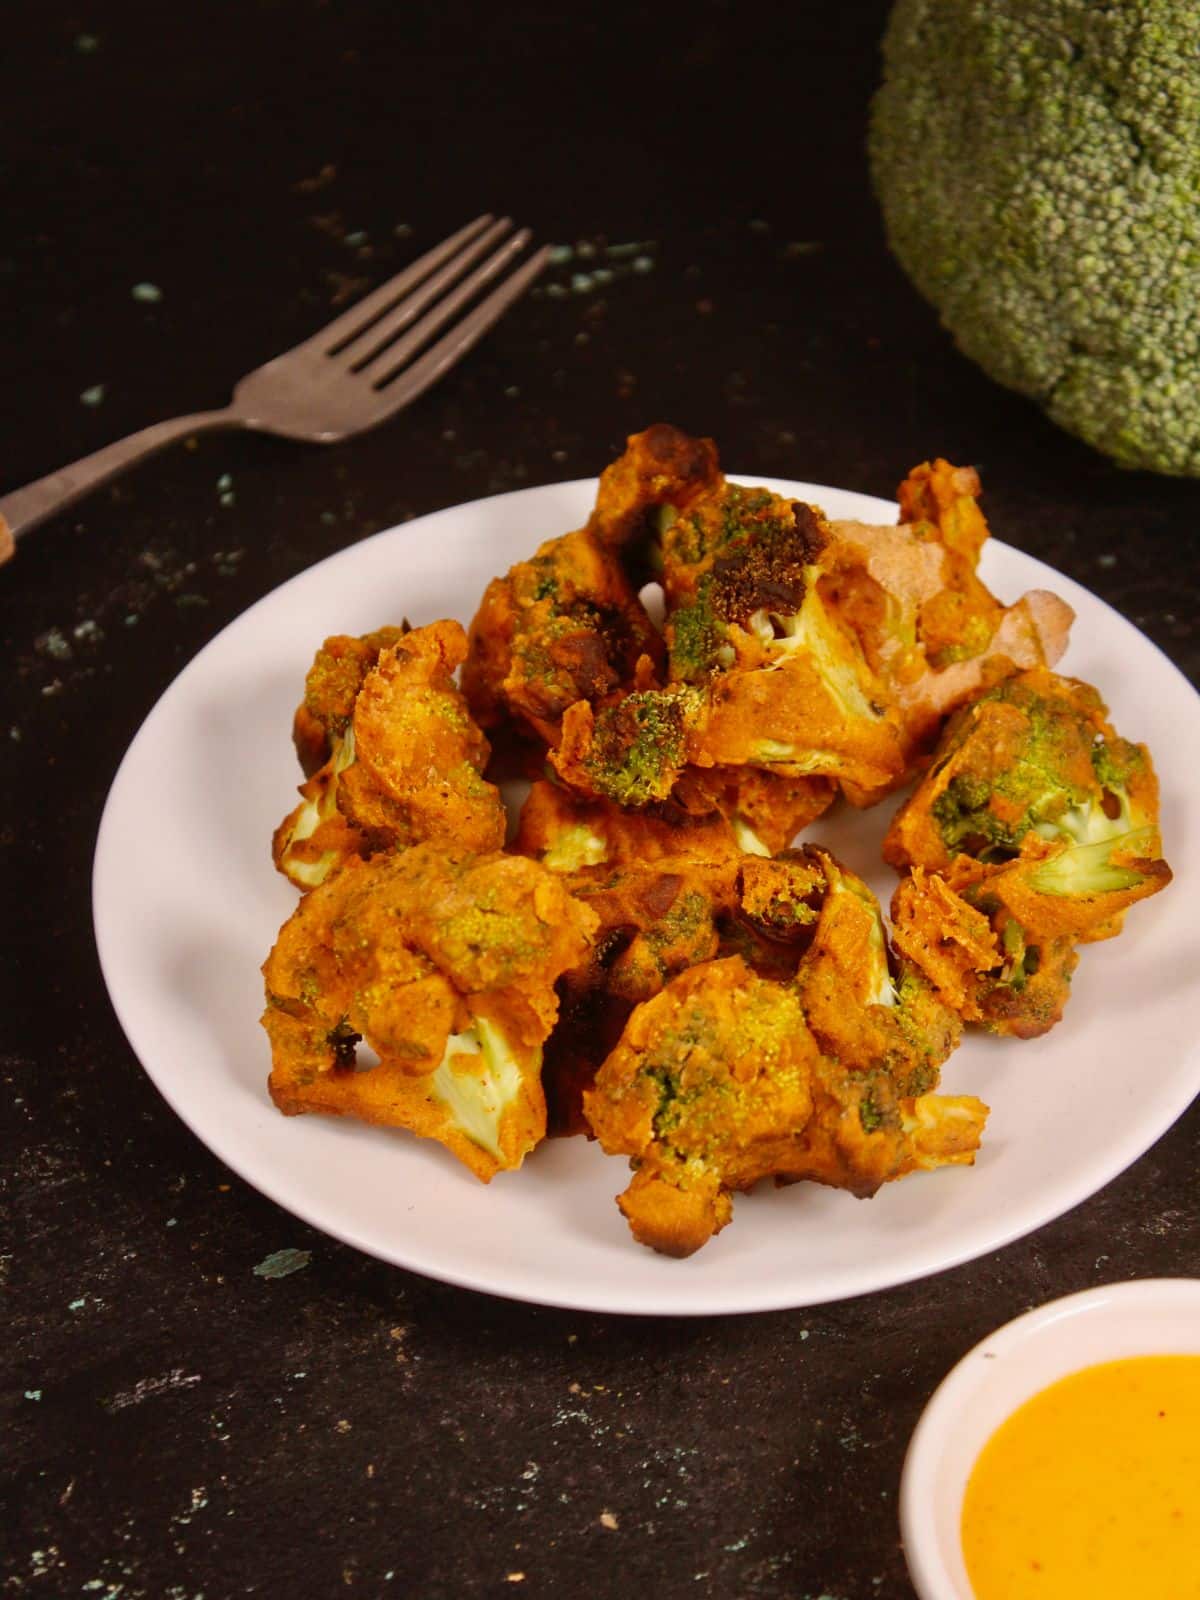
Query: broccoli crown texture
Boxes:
[{"xmin": 871, "ymin": 0, "xmax": 1200, "ymax": 476}]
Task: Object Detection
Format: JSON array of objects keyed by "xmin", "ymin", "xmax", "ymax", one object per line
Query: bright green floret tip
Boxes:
[{"xmin": 871, "ymin": 0, "xmax": 1200, "ymax": 476}]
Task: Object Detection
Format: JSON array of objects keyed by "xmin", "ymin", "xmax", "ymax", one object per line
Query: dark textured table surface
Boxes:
[{"xmin": 5, "ymin": 3, "xmax": 1199, "ymax": 1597}]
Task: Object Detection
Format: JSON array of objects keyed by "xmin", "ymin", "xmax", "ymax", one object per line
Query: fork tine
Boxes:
[
  {"xmin": 336, "ymin": 217, "xmax": 515, "ymax": 366},
  {"xmin": 359, "ymin": 229, "xmax": 535, "ymax": 383},
  {"xmin": 303, "ymin": 213, "xmax": 497, "ymax": 354},
  {"xmin": 369, "ymin": 244, "xmax": 550, "ymax": 413}
]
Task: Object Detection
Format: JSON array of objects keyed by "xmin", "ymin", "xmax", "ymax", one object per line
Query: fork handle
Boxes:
[{"xmin": 0, "ymin": 408, "xmax": 237, "ymax": 564}]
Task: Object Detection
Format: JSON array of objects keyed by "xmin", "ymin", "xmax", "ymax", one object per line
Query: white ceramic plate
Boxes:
[
  {"xmin": 93, "ymin": 477, "xmax": 1200, "ymax": 1316},
  {"xmin": 899, "ymin": 1278, "xmax": 1200, "ymax": 1599}
]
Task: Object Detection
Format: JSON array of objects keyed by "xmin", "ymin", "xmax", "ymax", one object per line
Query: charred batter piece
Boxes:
[
  {"xmin": 662, "ymin": 491, "xmax": 826, "ymax": 680},
  {"xmin": 461, "ymin": 526, "xmax": 664, "ymax": 747},
  {"xmin": 274, "ymin": 620, "xmax": 506, "ymax": 891},
  {"xmin": 262, "ymin": 844, "xmax": 598, "ymax": 1180},
  {"xmin": 586, "ymin": 422, "xmax": 722, "ymax": 565},
  {"xmin": 291, "ymin": 625, "xmax": 409, "ymax": 777}
]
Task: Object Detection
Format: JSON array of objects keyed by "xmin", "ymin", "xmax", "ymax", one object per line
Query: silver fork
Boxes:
[{"xmin": 0, "ymin": 215, "xmax": 549, "ymax": 564}]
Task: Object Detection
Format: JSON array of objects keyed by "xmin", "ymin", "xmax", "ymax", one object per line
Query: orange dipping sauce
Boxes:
[{"xmin": 961, "ymin": 1355, "xmax": 1200, "ymax": 1599}]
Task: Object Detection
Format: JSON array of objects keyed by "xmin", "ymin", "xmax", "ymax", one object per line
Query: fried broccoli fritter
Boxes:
[
  {"xmin": 587, "ymin": 421, "xmax": 722, "ymax": 566},
  {"xmin": 262, "ymin": 844, "xmax": 598, "ymax": 1180},
  {"xmin": 461, "ymin": 526, "xmax": 663, "ymax": 747},
  {"xmin": 884, "ymin": 670, "xmax": 1170, "ymax": 1036},
  {"xmin": 274, "ymin": 621, "xmax": 505, "ymax": 891},
  {"xmin": 583, "ymin": 958, "xmax": 822, "ymax": 1254},
  {"xmin": 544, "ymin": 852, "xmax": 742, "ymax": 1135},
  {"xmin": 891, "ymin": 831, "xmax": 1171, "ymax": 1037},
  {"xmin": 550, "ymin": 683, "xmax": 706, "ymax": 807},
  {"xmin": 584, "ymin": 955, "xmax": 986, "ymax": 1257},
  {"xmin": 291, "ymin": 625, "xmax": 408, "ymax": 778},
  {"xmin": 884, "ymin": 669, "xmax": 1162, "ymax": 874},
  {"xmin": 787, "ymin": 848, "xmax": 961, "ymax": 1099},
  {"xmin": 662, "ymin": 490, "xmax": 908, "ymax": 794}
]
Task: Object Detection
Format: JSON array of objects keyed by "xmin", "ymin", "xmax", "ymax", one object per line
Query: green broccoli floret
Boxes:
[
  {"xmin": 1027, "ymin": 828, "xmax": 1159, "ymax": 898},
  {"xmin": 871, "ymin": 1, "xmax": 1200, "ymax": 476},
  {"xmin": 565, "ymin": 685, "xmax": 704, "ymax": 808},
  {"xmin": 901, "ymin": 672, "xmax": 1160, "ymax": 867}
]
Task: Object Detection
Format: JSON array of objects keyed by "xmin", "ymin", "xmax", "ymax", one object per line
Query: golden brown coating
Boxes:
[
  {"xmin": 788, "ymin": 848, "xmax": 961, "ymax": 1099},
  {"xmin": 584, "ymin": 954, "xmax": 986, "ymax": 1256},
  {"xmin": 262, "ymin": 844, "xmax": 598, "ymax": 1180},
  {"xmin": 543, "ymin": 850, "xmax": 742, "ymax": 1135},
  {"xmin": 883, "ymin": 669, "xmax": 1162, "ymax": 874},
  {"xmin": 566, "ymin": 858, "xmax": 739, "ymax": 1006},
  {"xmin": 586, "ymin": 422, "xmax": 722, "ymax": 556},
  {"xmin": 691, "ymin": 634, "xmax": 906, "ymax": 796},
  {"xmin": 274, "ymin": 621, "xmax": 505, "ymax": 891},
  {"xmin": 461, "ymin": 528, "xmax": 663, "ymax": 747},
  {"xmin": 884, "ymin": 669, "xmax": 1171, "ymax": 1037},
  {"xmin": 775, "ymin": 1058, "xmax": 988, "ymax": 1199},
  {"xmin": 513, "ymin": 778, "xmax": 742, "ymax": 871},
  {"xmin": 584, "ymin": 958, "xmax": 821, "ymax": 1255},
  {"xmin": 890, "ymin": 835, "xmax": 1171, "ymax": 1038},
  {"xmin": 336, "ymin": 622, "xmax": 505, "ymax": 854},
  {"xmin": 658, "ymin": 484, "xmax": 911, "ymax": 796},
  {"xmin": 672, "ymin": 766, "xmax": 835, "ymax": 856},
  {"xmin": 291, "ymin": 625, "xmax": 409, "ymax": 777}
]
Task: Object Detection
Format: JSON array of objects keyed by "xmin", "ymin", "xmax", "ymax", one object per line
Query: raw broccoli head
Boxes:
[
  {"xmin": 871, "ymin": 0, "xmax": 1200, "ymax": 475},
  {"xmin": 887, "ymin": 670, "xmax": 1162, "ymax": 872}
]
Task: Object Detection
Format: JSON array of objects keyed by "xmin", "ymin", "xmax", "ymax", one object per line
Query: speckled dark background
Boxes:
[{"xmin": 4, "ymin": 3, "xmax": 1199, "ymax": 1597}]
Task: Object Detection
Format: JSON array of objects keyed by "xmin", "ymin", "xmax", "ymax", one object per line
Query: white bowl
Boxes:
[{"xmin": 899, "ymin": 1278, "xmax": 1200, "ymax": 1600}]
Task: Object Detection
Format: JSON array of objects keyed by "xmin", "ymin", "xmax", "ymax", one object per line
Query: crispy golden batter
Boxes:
[
  {"xmin": 891, "ymin": 837, "xmax": 1171, "ymax": 1037},
  {"xmin": 584, "ymin": 958, "xmax": 821, "ymax": 1254},
  {"xmin": 673, "ymin": 766, "xmax": 835, "ymax": 856},
  {"xmin": 661, "ymin": 486, "xmax": 910, "ymax": 796},
  {"xmin": 584, "ymin": 955, "xmax": 986, "ymax": 1256},
  {"xmin": 461, "ymin": 527, "xmax": 662, "ymax": 746},
  {"xmin": 587, "ymin": 422, "xmax": 722, "ymax": 557},
  {"xmin": 274, "ymin": 621, "xmax": 505, "ymax": 890},
  {"xmin": 883, "ymin": 668, "xmax": 1161, "ymax": 873},
  {"xmin": 513, "ymin": 778, "xmax": 742, "ymax": 871},
  {"xmin": 262, "ymin": 845, "xmax": 598, "ymax": 1180},
  {"xmin": 884, "ymin": 669, "xmax": 1171, "ymax": 1037},
  {"xmin": 544, "ymin": 851, "xmax": 741, "ymax": 1135},
  {"xmin": 789, "ymin": 848, "xmax": 961, "ymax": 1098},
  {"xmin": 291, "ymin": 625, "xmax": 409, "ymax": 777}
]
